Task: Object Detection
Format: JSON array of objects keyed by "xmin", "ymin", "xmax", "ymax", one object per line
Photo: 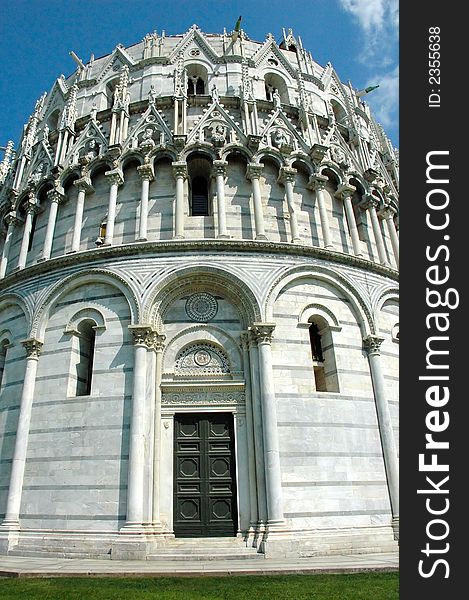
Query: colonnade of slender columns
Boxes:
[
  {"xmin": 379, "ymin": 204, "xmax": 399, "ymax": 267},
  {"xmin": 361, "ymin": 194, "xmax": 388, "ymax": 265},
  {"xmin": 0, "ymin": 160, "xmax": 399, "ymax": 276}
]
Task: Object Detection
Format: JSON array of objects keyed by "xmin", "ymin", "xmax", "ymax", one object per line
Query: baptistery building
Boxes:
[{"xmin": 0, "ymin": 26, "xmax": 399, "ymax": 559}]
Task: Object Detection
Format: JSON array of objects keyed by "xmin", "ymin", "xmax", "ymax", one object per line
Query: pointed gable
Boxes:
[
  {"xmin": 123, "ymin": 101, "xmax": 173, "ymax": 150},
  {"xmin": 186, "ymin": 100, "xmax": 247, "ymax": 146},
  {"xmin": 167, "ymin": 26, "xmax": 219, "ymax": 64},
  {"xmin": 96, "ymin": 45, "xmax": 136, "ymax": 83},
  {"xmin": 251, "ymin": 36, "xmax": 297, "ymax": 78}
]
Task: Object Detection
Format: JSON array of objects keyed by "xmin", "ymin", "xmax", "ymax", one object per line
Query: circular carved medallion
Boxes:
[
  {"xmin": 185, "ymin": 293, "xmax": 218, "ymax": 322},
  {"xmin": 194, "ymin": 349, "xmax": 211, "ymax": 366}
]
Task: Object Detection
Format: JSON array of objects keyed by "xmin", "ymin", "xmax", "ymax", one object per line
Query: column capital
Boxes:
[
  {"xmin": 212, "ymin": 160, "xmax": 228, "ymax": 178},
  {"xmin": 172, "ymin": 161, "xmax": 187, "ymax": 179},
  {"xmin": 239, "ymin": 331, "xmax": 250, "ymax": 351},
  {"xmin": 4, "ymin": 211, "xmax": 19, "ymax": 227},
  {"xmin": 363, "ymin": 335, "xmax": 384, "ymax": 356},
  {"xmin": 46, "ymin": 187, "xmax": 66, "ymax": 205},
  {"xmin": 104, "ymin": 168, "xmax": 124, "ymax": 187},
  {"xmin": 379, "ymin": 203, "xmax": 397, "ymax": 220},
  {"xmin": 334, "ymin": 183, "xmax": 356, "ymax": 200},
  {"xmin": 73, "ymin": 176, "xmax": 94, "ymax": 194},
  {"xmin": 21, "ymin": 338, "xmax": 43, "ymax": 359},
  {"xmin": 137, "ymin": 163, "xmax": 155, "ymax": 182},
  {"xmin": 24, "ymin": 194, "xmax": 40, "ymax": 215},
  {"xmin": 250, "ymin": 323, "xmax": 276, "ymax": 344},
  {"xmin": 128, "ymin": 325, "xmax": 155, "ymax": 346},
  {"xmin": 277, "ymin": 166, "xmax": 297, "ymax": 185},
  {"xmin": 307, "ymin": 173, "xmax": 328, "ymax": 191},
  {"xmin": 359, "ymin": 193, "xmax": 380, "ymax": 211},
  {"xmin": 148, "ymin": 331, "xmax": 166, "ymax": 352},
  {"xmin": 246, "ymin": 162, "xmax": 263, "ymax": 180}
]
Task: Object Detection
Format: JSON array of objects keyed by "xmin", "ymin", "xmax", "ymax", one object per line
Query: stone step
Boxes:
[{"xmin": 147, "ymin": 552, "xmax": 264, "ymax": 561}]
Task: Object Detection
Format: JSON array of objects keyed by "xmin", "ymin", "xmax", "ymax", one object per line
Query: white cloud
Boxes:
[
  {"xmin": 338, "ymin": 0, "xmax": 398, "ymax": 63},
  {"xmin": 338, "ymin": 0, "xmax": 399, "ymax": 137}
]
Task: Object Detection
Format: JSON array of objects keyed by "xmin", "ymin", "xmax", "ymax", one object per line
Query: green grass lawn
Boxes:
[{"xmin": 0, "ymin": 572, "xmax": 398, "ymax": 599}]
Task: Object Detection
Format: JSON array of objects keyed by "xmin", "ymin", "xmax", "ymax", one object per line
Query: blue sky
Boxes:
[{"xmin": 0, "ymin": 0, "xmax": 398, "ymax": 150}]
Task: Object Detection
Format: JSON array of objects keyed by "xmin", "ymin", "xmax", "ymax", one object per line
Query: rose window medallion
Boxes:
[{"xmin": 185, "ymin": 293, "xmax": 218, "ymax": 322}]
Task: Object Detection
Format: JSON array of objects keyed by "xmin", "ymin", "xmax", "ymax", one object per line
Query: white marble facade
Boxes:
[{"xmin": 0, "ymin": 26, "xmax": 398, "ymax": 559}]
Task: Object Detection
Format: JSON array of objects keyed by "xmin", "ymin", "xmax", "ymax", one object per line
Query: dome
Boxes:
[{"xmin": 0, "ymin": 26, "xmax": 398, "ymax": 560}]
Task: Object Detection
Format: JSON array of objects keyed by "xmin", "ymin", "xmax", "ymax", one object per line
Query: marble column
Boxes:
[
  {"xmin": 308, "ymin": 174, "xmax": 334, "ymax": 249},
  {"xmin": 40, "ymin": 187, "xmax": 66, "ymax": 261},
  {"xmin": 136, "ymin": 164, "xmax": 155, "ymax": 241},
  {"xmin": 278, "ymin": 167, "xmax": 301, "ymax": 243},
  {"xmin": 247, "ymin": 331, "xmax": 268, "ymax": 526},
  {"xmin": 379, "ymin": 203, "xmax": 399, "ymax": 267},
  {"xmin": 1, "ymin": 339, "xmax": 43, "ymax": 529},
  {"xmin": 103, "ymin": 169, "xmax": 124, "ymax": 245},
  {"xmin": 212, "ymin": 160, "xmax": 229, "ymax": 239},
  {"xmin": 70, "ymin": 177, "xmax": 94, "ymax": 253},
  {"xmin": 151, "ymin": 332, "xmax": 165, "ymax": 527},
  {"xmin": 335, "ymin": 184, "xmax": 362, "ymax": 257},
  {"xmin": 172, "ymin": 162, "xmax": 187, "ymax": 239},
  {"xmin": 125, "ymin": 325, "xmax": 154, "ymax": 529},
  {"xmin": 240, "ymin": 333, "xmax": 259, "ymax": 533},
  {"xmin": 17, "ymin": 194, "xmax": 38, "ymax": 270},
  {"xmin": 251, "ymin": 323, "xmax": 284, "ymax": 527},
  {"xmin": 364, "ymin": 335, "xmax": 399, "ymax": 538},
  {"xmin": 361, "ymin": 194, "xmax": 389, "ymax": 265},
  {"xmin": 0, "ymin": 212, "xmax": 19, "ymax": 279},
  {"xmin": 246, "ymin": 163, "xmax": 267, "ymax": 240}
]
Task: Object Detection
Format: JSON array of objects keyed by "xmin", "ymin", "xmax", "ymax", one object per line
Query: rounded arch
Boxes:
[
  {"xmin": 0, "ymin": 293, "xmax": 32, "ymax": 333},
  {"xmin": 65, "ymin": 307, "xmax": 107, "ymax": 334},
  {"xmin": 33, "ymin": 270, "xmax": 140, "ymax": 339},
  {"xmin": 186, "ymin": 63, "xmax": 209, "ymax": 95},
  {"xmin": 330, "ymin": 98, "xmax": 348, "ymax": 124},
  {"xmin": 319, "ymin": 162, "xmax": 344, "ymax": 186},
  {"xmin": 0, "ymin": 328, "xmax": 13, "ymax": 345},
  {"xmin": 153, "ymin": 149, "xmax": 178, "ymax": 165},
  {"xmin": 221, "ymin": 145, "xmax": 252, "ymax": 164},
  {"xmin": 183, "ymin": 145, "xmax": 217, "ymax": 163},
  {"xmin": 265, "ymin": 265, "xmax": 374, "ymax": 336},
  {"xmin": 89, "ymin": 159, "xmax": 114, "ymax": 180},
  {"xmin": 163, "ymin": 324, "xmax": 243, "ymax": 374},
  {"xmin": 121, "ymin": 150, "xmax": 145, "ymax": 169},
  {"xmin": 253, "ymin": 149, "xmax": 285, "ymax": 169},
  {"xmin": 60, "ymin": 167, "xmax": 81, "ymax": 190},
  {"xmin": 264, "ymin": 71, "xmax": 290, "ymax": 104},
  {"xmin": 144, "ymin": 266, "xmax": 262, "ymax": 330},
  {"xmin": 298, "ymin": 303, "xmax": 342, "ymax": 330},
  {"xmin": 291, "ymin": 156, "xmax": 314, "ymax": 177},
  {"xmin": 347, "ymin": 173, "xmax": 368, "ymax": 195},
  {"xmin": 375, "ymin": 287, "xmax": 399, "ymax": 328}
]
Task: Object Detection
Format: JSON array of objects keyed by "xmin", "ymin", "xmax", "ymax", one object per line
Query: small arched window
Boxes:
[
  {"xmin": 0, "ymin": 338, "xmax": 10, "ymax": 390},
  {"xmin": 309, "ymin": 322, "xmax": 327, "ymax": 392},
  {"xmin": 191, "ymin": 175, "xmax": 209, "ymax": 216},
  {"xmin": 307, "ymin": 316, "xmax": 340, "ymax": 393},
  {"xmin": 186, "ymin": 65, "xmax": 208, "ymax": 97},
  {"xmin": 75, "ymin": 320, "xmax": 96, "ymax": 396}
]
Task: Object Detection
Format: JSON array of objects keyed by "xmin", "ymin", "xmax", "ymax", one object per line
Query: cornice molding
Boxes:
[{"xmin": 0, "ymin": 239, "xmax": 399, "ymax": 294}]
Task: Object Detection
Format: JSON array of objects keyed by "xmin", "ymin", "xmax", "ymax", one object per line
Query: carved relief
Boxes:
[{"xmin": 175, "ymin": 342, "xmax": 230, "ymax": 376}]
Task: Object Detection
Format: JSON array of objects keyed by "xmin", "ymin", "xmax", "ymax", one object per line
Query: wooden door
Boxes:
[{"xmin": 173, "ymin": 413, "xmax": 237, "ymax": 537}]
